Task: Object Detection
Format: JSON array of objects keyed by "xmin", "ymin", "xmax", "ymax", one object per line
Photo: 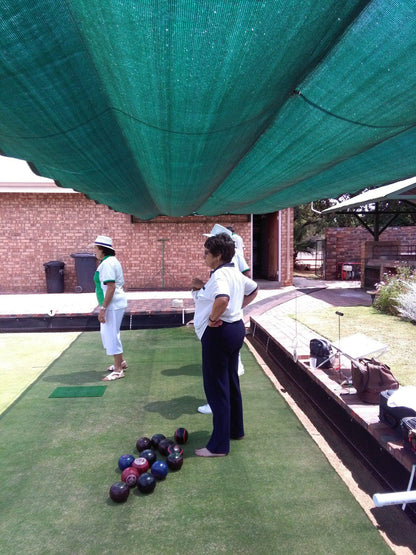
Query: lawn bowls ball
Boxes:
[
  {"xmin": 151, "ymin": 460, "xmax": 169, "ymax": 480},
  {"xmin": 139, "ymin": 449, "xmax": 157, "ymax": 466},
  {"xmin": 151, "ymin": 433, "xmax": 166, "ymax": 449},
  {"xmin": 118, "ymin": 454, "xmax": 135, "ymax": 471},
  {"xmin": 174, "ymin": 427, "xmax": 189, "ymax": 444},
  {"xmin": 137, "ymin": 472, "xmax": 157, "ymax": 494},
  {"xmin": 166, "ymin": 453, "xmax": 184, "ymax": 471},
  {"xmin": 121, "ymin": 466, "xmax": 140, "ymax": 487},
  {"xmin": 109, "ymin": 481, "xmax": 130, "ymax": 503},
  {"xmin": 167, "ymin": 444, "xmax": 183, "ymax": 457},
  {"xmin": 136, "ymin": 436, "xmax": 152, "ymax": 452},
  {"xmin": 132, "ymin": 457, "xmax": 149, "ymax": 475},
  {"xmin": 158, "ymin": 438, "xmax": 174, "ymax": 456}
]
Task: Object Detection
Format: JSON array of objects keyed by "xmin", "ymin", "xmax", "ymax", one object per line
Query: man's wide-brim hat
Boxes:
[
  {"xmin": 203, "ymin": 224, "xmax": 233, "ymax": 237},
  {"xmin": 93, "ymin": 235, "xmax": 115, "ymax": 251}
]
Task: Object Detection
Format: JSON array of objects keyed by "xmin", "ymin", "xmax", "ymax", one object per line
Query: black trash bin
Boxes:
[
  {"xmin": 44, "ymin": 260, "xmax": 65, "ymax": 293},
  {"xmin": 71, "ymin": 253, "xmax": 97, "ymax": 292}
]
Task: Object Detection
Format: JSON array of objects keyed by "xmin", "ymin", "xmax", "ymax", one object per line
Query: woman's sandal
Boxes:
[
  {"xmin": 107, "ymin": 361, "xmax": 128, "ymax": 372},
  {"xmin": 103, "ymin": 370, "xmax": 125, "ymax": 381}
]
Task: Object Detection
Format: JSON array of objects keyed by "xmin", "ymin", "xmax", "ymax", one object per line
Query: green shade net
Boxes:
[{"xmin": 1, "ymin": 1, "xmax": 416, "ymax": 219}]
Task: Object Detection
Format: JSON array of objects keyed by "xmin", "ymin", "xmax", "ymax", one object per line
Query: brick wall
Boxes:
[
  {"xmin": 325, "ymin": 226, "xmax": 416, "ymax": 279},
  {"xmin": 0, "ymin": 192, "xmax": 255, "ymax": 293}
]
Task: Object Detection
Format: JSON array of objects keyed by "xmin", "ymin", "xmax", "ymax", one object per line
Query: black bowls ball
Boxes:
[
  {"xmin": 151, "ymin": 433, "xmax": 166, "ymax": 449},
  {"xmin": 158, "ymin": 438, "xmax": 174, "ymax": 457},
  {"xmin": 109, "ymin": 481, "xmax": 130, "ymax": 503},
  {"xmin": 174, "ymin": 428, "xmax": 189, "ymax": 444},
  {"xmin": 166, "ymin": 453, "xmax": 184, "ymax": 471},
  {"xmin": 137, "ymin": 472, "xmax": 157, "ymax": 494},
  {"xmin": 136, "ymin": 436, "xmax": 152, "ymax": 452},
  {"xmin": 139, "ymin": 449, "xmax": 157, "ymax": 466},
  {"xmin": 167, "ymin": 444, "xmax": 183, "ymax": 457}
]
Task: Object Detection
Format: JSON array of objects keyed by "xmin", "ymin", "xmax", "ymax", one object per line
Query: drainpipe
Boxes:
[
  {"xmin": 286, "ymin": 210, "xmax": 291, "ymax": 284},
  {"xmin": 278, "ymin": 211, "xmax": 282, "ymax": 282},
  {"xmin": 250, "ymin": 214, "xmax": 253, "ymax": 274}
]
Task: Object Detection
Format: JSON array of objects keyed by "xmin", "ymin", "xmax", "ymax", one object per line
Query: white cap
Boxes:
[{"xmin": 203, "ymin": 224, "xmax": 233, "ymax": 237}]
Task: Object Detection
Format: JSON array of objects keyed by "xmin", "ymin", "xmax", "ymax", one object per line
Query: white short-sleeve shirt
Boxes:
[
  {"xmin": 192, "ymin": 263, "xmax": 257, "ymax": 339},
  {"xmin": 96, "ymin": 256, "xmax": 127, "ymax": 310}
]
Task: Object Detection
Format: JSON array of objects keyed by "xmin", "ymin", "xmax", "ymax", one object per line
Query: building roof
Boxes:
[{"xmin": 0, "ymin": 156, "xmax": 77, "ymax": 192}]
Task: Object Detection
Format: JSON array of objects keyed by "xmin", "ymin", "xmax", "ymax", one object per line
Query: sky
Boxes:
[{"xmin": 0, "ymin": 155, "xmax": 54, "ymax": 183}]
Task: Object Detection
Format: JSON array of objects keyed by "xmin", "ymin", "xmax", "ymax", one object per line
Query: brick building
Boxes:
[
  {"xmin": 325, "ymin": 226, "xmax": 416, "ymax": 284},
  {"xmin": 0, "ymin": 180, "xmax": 293, "ymax": 293}
]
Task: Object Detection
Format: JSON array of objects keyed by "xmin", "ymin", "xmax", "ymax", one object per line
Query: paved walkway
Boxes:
[
  {"xmin": 248, "ymin": 277, "xmax": 371, "ymax": 362},
  {"xmin": 0, "ymin": 277, "xmax": 361, "ymax": 317}
]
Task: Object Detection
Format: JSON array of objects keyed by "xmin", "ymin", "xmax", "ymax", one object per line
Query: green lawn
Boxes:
[
  {"xmin": 0, "ymin": 328, "xmax": 392, "ymax": 554},
  {"xmin": 292, "ymin": 306, "xmax": 416, "ymax": 387}
]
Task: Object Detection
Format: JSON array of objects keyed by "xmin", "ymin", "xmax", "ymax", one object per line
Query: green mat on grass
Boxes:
[{"xmin": 49, "ymin": 386, "xmax": 106, "ymax": 398}]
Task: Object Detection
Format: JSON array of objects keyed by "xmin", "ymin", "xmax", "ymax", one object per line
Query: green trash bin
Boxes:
[
  {"xmin": 44, "ymin": 260, "xmax": 65, "ymax": 293},
  {"xmin": 71, "ymin": 253, "xmax": 97, "ymax": 292}
]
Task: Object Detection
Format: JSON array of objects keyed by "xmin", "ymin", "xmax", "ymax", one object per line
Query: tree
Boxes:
[{"xmin": 293, "ymin": 197, "xmax": 358, "ymax": 261}]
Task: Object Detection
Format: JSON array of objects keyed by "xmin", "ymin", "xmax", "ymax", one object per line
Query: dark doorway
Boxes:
[{"xmin": 253, "ymin": 214, "xmax": 268, "ymax": 279}]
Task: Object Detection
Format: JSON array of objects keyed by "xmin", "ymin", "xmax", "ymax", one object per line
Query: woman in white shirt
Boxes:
[
  {"xmin": 192, "ymin": 233, "xmax": 258, "ymax": 457},
  {"xmin": 93, "ymin": 235, "xmax": 128, "ymax": 381}
]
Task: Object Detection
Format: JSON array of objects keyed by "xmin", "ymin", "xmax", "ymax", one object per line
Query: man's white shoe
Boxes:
[
  {"xmin": 198, "ymin": 403, "xmax": 212, "ymax": 414},
  {"xmin": 238, "ymin": 352, "xmax": 245, "ymax": 376}
]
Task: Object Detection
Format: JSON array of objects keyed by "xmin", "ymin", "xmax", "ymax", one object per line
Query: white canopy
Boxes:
[{"xmin": 322, "ymin": 177, "xmax": 416, "ymax": 213}]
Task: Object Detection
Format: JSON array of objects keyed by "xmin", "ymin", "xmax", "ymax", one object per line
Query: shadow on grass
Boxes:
[
  {"xmin": 42, "ymin": 370, "xmax": 104, "ymax": 384},
  {"xmin": 161, "ymin": 364, "xmax": 201, "ymax": 377},
  {"xmin": 185, "ymin": 430, "xmax": 212, "ymax": 457},
  {"xmin": 144, "ymin": 395, "xmax": 207, "ymax": 419}
]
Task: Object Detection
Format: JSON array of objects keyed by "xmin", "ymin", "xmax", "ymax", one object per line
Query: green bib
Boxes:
[{"xmin": 94, "ymin": 256, "xmax": 112, "ymax": 306}]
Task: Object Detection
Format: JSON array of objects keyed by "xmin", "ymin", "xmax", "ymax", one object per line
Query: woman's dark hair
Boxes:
[
  {"xmin": 204, "ymin": 233, "xmax": 235, "ymax": 263},
  {"xmin": 99, "ymin": 246, "xmax": 116, "ymax": 257}
]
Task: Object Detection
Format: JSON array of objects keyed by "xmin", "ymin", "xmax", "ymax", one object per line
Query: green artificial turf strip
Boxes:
[
  {"xmin": 0, "ymin": 328, "xmax": 391, "ymax": 554},
  {"xmin": 49, "ymin": 386, "xmax": 107, "ymax": 398}
]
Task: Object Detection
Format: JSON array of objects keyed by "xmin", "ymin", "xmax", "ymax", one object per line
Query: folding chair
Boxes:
[{"xmin": 331, "ymin": 332, "xmax": 388, "ymax": 385}]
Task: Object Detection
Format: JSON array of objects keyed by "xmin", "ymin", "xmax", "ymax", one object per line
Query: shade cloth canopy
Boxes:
[{"xmin": 1, "ymin": 1, "xmax": 416, "ymax": 219}]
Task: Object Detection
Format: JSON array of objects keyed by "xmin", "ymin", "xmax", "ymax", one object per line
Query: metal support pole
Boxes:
[
  {"xmin": 335, "ymin": 311, "xmax": 343, "ymax": 372},
  {"xmin": 157, "ymin": 239, "xmax": 169, "ymax": 288}
]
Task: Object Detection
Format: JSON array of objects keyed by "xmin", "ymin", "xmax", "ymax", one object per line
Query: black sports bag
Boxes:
[
  {"xmin": 309, "ymin": 338, "xmax": 333, "ymax": 369},
  {"xmin": 379, "ymin": 390, "xmax": 416, "ymax": 428}
]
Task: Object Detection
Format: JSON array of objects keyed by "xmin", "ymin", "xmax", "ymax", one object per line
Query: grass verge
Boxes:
[{"xmin": 291, "ymin": 306, "xmax": 416, "ymax": 387}]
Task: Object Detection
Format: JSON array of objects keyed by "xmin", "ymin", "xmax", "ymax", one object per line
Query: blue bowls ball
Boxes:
[
  {"xmin": 118, "ymin": 454, "xmax": 135, "ymax": 471},
  {"xmin": 151, "ymin": 460, "xmax": 169, "ymax": 480}
]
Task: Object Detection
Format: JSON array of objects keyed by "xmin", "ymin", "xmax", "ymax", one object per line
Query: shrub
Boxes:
[
  {"xmin": 374, "ymin": 265, "xmax": 416, "ymax": 316},
  {"xmin": 397, "ymin": 281, "xmax": 416, "ymax": 323}
]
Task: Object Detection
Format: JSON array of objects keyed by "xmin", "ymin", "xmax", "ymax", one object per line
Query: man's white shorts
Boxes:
[{"xmin": 100, "ymin": 308, "xmax": 125, "ymax": 355}]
